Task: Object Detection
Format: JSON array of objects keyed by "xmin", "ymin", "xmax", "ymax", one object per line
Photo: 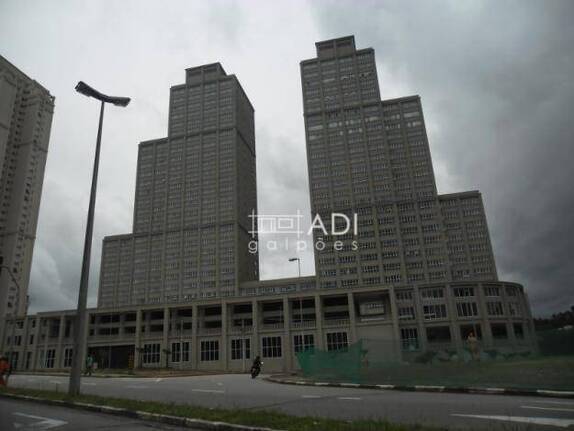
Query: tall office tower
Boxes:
[
  {"xmin": 98, "ymin": 63, "xmax": 258, "ymax": 308},
  {"xmin": 301, "ymin": 36, "xmax": 497, "ymax": 290},
  {"xmin": 0, "ymin": 56, "xmax": 54, "ymax": 322}
]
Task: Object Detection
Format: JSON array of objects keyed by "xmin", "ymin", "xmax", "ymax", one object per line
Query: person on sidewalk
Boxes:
[
  {"xmin": 0, "ymin": 355, "xmax": 11, "ymax": 386},
  {"xmin": 467, "ymin": 332, "xmax": 480, "ymax": 361},
  {"xmin": 84, "ymin": 354, "xmax": 94, "ymax": 376}
]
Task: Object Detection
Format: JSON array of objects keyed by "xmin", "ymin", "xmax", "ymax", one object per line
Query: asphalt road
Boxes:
[
  {"xmin": 6, "ymin": 373, "xmax": 574, "ymax": 430},
  {"xmin": 0, "ymin": 397, "xmax": 195, "ymax": 431}
]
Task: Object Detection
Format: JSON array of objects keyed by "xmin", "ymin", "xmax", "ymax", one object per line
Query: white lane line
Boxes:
[
  {"xmin": 337, "ymin": 397, "xmax": 361, "ymax": 400},
  {"xmin": 301, "ymin": 395, "xmax": 321, "ymax": 399},
  {"xmin": 191, "ymin": 389, "xmax": 225, "ymax": 394},
  {"xmin": 531, "ymin": 400, "xmax": 574, "ymax": 406},
  {"xmin": 452, "ymin": 414, "xmax": 574, "ymax": 428},
  {"xmin": 13, "ymin": 412, "xmax": 67, "ymax": 429},
  {"xmin": 521, "ymin": 405, "xmax": 574, "ymax": 413},
  {"xmin": 82, "ymin": 382, "xmax": 97, "ymax": 386}
]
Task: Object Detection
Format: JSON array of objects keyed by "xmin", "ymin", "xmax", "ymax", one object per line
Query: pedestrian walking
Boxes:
[
  {"xmin": 84, "ymin": 354, "xmax": 94, "ymax": 376},
  {"xmin": 0, "ymin": 355, "xmax": 11, "ymax": 386},
  {"xmin": 467, "ymin": 332, "xmax": 480, "ymax": 361}
]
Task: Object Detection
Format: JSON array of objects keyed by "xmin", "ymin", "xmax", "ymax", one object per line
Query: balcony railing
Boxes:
[
  {"xmin": 290, "ymin": 320, "xmax": 316, "ymax": 329},
  {"xmin": 323, "ymin": 318, "xmax": 350, "ymax": 328}
]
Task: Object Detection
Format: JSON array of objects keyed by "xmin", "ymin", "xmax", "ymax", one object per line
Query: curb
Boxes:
[
  {"xmin": 0, "ymin": 392, "xmax": 283, "ymax": 431},
  {"xmin": 264, "ymin": 376, "xmax": 574, "ymax": 399}
]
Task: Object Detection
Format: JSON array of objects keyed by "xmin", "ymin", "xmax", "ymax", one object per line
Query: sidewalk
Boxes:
[
  {"xmin": 265, "ymin": 374, "xmax": 574, "ymax": 399},
  {"xmin": 12, "ymin": 369, "xmax": 240, "ymax": 378}
]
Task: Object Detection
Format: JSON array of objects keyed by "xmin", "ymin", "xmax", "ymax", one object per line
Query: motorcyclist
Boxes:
[{"xmin": 250, "ymin": 355, "xmax": 262, "ymax": 377}]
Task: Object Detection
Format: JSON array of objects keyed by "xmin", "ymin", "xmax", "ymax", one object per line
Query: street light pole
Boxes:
[
  {"xmin": 288, "ymin": 257, "xmax": 302, "ymax": 325},
  {"xmin": 68, "ymin": 82, "xmax": 130, "ymax": 396}
]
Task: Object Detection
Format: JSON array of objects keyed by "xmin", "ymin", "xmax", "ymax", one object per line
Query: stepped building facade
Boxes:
[{"xmin": 1, "ymin": 37, "xmax": 536, "ymax": 372}]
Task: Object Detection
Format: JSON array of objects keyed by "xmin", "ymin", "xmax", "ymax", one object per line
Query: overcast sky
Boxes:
[{"xmin": 1, "ymin": 0, "xmax": 572, "ymax": 317}]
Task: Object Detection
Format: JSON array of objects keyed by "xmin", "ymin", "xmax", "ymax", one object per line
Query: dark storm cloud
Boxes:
[{"xmin": 310, "ymin": 0, "xmax": 574, "ymax": 316}]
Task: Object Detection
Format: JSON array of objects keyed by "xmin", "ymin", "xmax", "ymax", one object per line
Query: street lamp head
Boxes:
[
  {"xmin": 75, "ymin": 81, "xmax": 131, "ymax": 107},
  {"xmin": 288, "ymin": 258, "xmax": 299, "ymax": 262}
]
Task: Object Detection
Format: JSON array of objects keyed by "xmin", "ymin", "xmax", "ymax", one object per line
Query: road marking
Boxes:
[
  {"xmin": 452, "ymin": 414, "xmax": 574, "ymax": 428},
  {"xmin": 192, "ymin": 389, "xmax": 225, "ymax": 394},
  {"xmin": 521, "ymin": 405, "xmax": 574, "ymax": 413},
  {"xmin": 531, "ymin": 400, "xmax": 574, "ymax": 406},
  {"xmin": 49, "ymin": 381, "xmax": 61, "ymax": 384},
  {"xmin": 338, "ymin": 397, "xmax": 361, "ymax": 400},
  {"xmin": 13, "ymin": 412, "xmax": 67, "ymax": 430},
  {"xmin": 82, "ymin": 382, "xmax": 97, "ymax": 386},
  {"xmin": 302, "ymin": 395, "xmax": 321, "ymax": 399},
  {"xmin": 155, "ymin": 378, "xmax": 163, "ymax": 383}
]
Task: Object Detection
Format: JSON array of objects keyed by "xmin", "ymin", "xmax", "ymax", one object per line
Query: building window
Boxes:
[
  {"xmin": 326, "ymin": 332, "xmax": 348, "ymax": 352},
  {"xmin": 142, "ymin": 343, "xmax": 160, "ymax": 364},
  {"xmin": 293, "ymin": 334, "xmax": 315, "ymax": 353},
  {"xmin": 182, "ymin": 341, "xmax": 190, "ymax": 362},
  {"xmin": 262, "ymin": 336, "xmax": 282, "ymax": 358},
  {"xmin": 400, "ymin": 327, "xmax": 419, "ymax": 351},
  {"xmin": 201, "ymin": 340, "xmax": 219, "ymax": 361},
  {"xmin": 64, "ymin": 348, "xmax": 73, "ymax": 368},
  {"xmin": 513, "ymin": 323, "xmax": 525, "ymax": 339},
  {"xmin": 491, "ymin": 323, "xmax": 508, "ymax": 339},
  {"xmin": 420, "ymin": 287, "xmax": 444, "ymax": 299},
  {"xmin": 487, "ymin": 301, "xmax": 504, "ymax": 316},
  {"xmin": 453, "ymin": 287, "xmax": 475, "ymax": 297},
  {"xmin": 423, "ymin": 304, "xmax": 447, "ymax": 320},
  {"xmin": 484, "ymin": 286, "xmax": 500, "ymax": 297},
  {"xmin": 460, "ymin": 324, "xmax": 482, "ymax": 340},
  {"xmin": 508, "ymin": 302, "xmax": 521, "ymax": 317},
  {"xmin": 171, "ymin": 342, "xmax": 181, "ymax": 362},
  {"xmin": 398, "ymin": 306, "xmax": 416, "ymax": 320},
  {"xmin": 426, "ymin": 326, "xmax": 451, "ymax": 343},
  {"xmin": 45, "ymin": 349, "xmax": 56, "ymax": 369},
  {"xmin": 456, "ymin": 302, "xmax": 479, "ymax": 317},
  {"xmin": 231, "ymin": 338, "xmax": 251, "ymax": 360}
]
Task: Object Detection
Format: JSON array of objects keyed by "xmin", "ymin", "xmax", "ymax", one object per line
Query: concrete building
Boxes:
[
  {"xmin": 1, "ymin": 37, "xmax": 536, "ymax": 372},
  {"xmin": 0, "ymin": 56, "xmax": 54, "ymax": 326},
  {"xmin": 98, "ymin": 64, "xmax": 258, "ymax": 308}
]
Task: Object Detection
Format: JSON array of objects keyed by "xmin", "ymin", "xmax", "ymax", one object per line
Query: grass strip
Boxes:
[{"xmin": 0, "ymin": 386, "xmax": 445, "ymax": 431}]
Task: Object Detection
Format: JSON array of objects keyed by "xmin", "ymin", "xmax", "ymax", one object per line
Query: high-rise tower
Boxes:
[
  {"xmin": 301, "ymin": 36, "xmax": 497, "ymax": 290},
  {"xmin": 98, "ymin": 64, "xmax": 258, "ymax": 307},
  {"xmin": 0, "ymin": 56, "xmax": 54, "ymax": 322}
]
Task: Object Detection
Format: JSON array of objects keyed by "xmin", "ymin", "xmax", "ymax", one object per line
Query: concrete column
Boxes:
[
  {"xmin": 314, "ymin": 294, "xmax": 324, "ymax": 350},
  {"xmin": 42, "ymin": 318, "xmax": 49, "ymax": 369},
  {"xmin": 191, "ymin": 304, "xmax": 198, "ymax": 369},
  {"xmin": 54, "ymin": 314, "xmax": 65, "ymax": 369},
  {"xmin": 134, "ymin": 309, "xmax": 142, "ymax": 369},
  {"xmin": 282, "ymin": 297, "xmax": 292, "ymax": 372},
  {"xmin": 251, "ymin": 299, "xmax": 259, "ymax": 356},
  {"xmin": 413, "ymin": 287, "xmax": 428, "ymax": 351},
  {"xmin": 347, "ymin": 293, "xmax": 357, "ymax": 343},
  {"xmin": 30, "ymin": 317, "xmax": 41, "ymax": 370},
  {"xmin": 21, "ymin": 316, "xmax": 31, "ymax": 370},
  {"xmin": 221, "ymin": 301, "xmax": 228, "ymax": 371},
  {"xmin": 476, "ymin": 283, "xmax": 493, "ymax": 349},
  {"xmin": 388, "ymin": 287, "xmax": 402, "ymax": 360},
  {"xmin": 83, "ymin": 311, "xmax": 91, "ymax": 369},
  {"xmin": 444, "ymin": 284, "xmax": 463, "ymax": 354},
  {"xmin": 162, "ymin": 307, "xmax": 170, "ymax": 368}
]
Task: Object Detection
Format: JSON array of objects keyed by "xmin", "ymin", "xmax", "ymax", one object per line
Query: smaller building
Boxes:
[{"xmin": 1, "ymin": 279, "xmax": 536, "ymax": 372}]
